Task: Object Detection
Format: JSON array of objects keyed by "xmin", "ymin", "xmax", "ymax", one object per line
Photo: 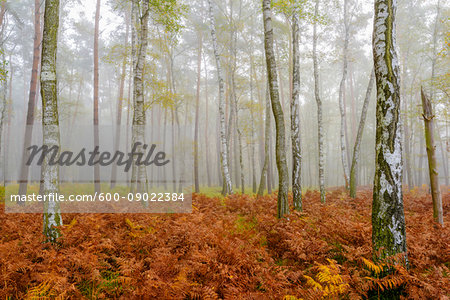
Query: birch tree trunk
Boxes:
[
  {"xmin": 257, "ymin": 84, "xmax": 271, "ymax": 197},
  {"xmin": 350, "ymin": 70, "xmax": 374, "ymax": 198},
  {"xmin": 40, "ymin": 0, "xmax": 62, "ymax": 244},
  {"xmin": 207, "ymin": 0, "xmax": 233, "ymax": 195},
  {"xmin": 420, "ymin": 88, "xmax": 443, "ymax": 225},
  {"xmin": 313, "ymin": 0, "xmax": 325, "ymax": 203},
  {"xmin": 194, "ymin": 32, "xmax": 202, "ymax": 193},
  {"xmin": 262, "ymin": 0, "xmax": 289, "ymax": 218},
  {"xmin": 111, "ymin": 10, "xmax": 129, "ymax": 188},
  {"xmin": 338, "ymin": 0, "xmax": 350, "ymax": 189},
  {"xmin": 93, "ymin": 0, "xmax": 101, "ymax": 193},
  {"xmin": 131, "ymin": 0, "xmax": 149, "ymax": 193},
  {"xmin": 291, "ymin": 7, "xmax": 302, "ymax": 211},
  {"xmin": 18, "ymin": 0, "xmax": 41, "ymax": 196},
  {"xmin": 372, "ymin": 0, "xmax": 408, "ymax": 263}
]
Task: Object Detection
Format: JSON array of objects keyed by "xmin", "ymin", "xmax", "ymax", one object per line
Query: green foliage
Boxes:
[
  {"xmin": 149, "ymin": 0, "xmax": 187, "ymax": 38},
  {"xmin": 271, "ymin": 0, "xmax": 327, "ymax": 25},
  {"xmin": 0, "ymin": 49, "xmax": 8, "ymax": 83}
]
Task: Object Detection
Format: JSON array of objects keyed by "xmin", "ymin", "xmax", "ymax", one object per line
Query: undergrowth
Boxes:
[{"xmin": 0, "ymin": 186, "xmax": 448, "ymax": 299}]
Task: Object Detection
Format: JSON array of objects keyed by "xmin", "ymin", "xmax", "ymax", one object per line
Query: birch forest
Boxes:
[{"xmin": 0, "ymin": 0, "xmax": 449, "ymax": 298}]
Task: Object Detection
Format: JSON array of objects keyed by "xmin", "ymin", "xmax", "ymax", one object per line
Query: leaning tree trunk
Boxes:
[
  {"xmin": 257, "ymin": 84, "xmax": 271, "ymax": 197},
  {"xmin": 338, "ymin": 0, "xmax": 350, "ymax": 189},
  {"xmin": 40, "ymin": 0, "xmax": 62, "ymax": 244},
  {"xmin": 19, "ymin": 0, "xmax": 41, "ymax": 196},
  {"xmin": 350, "ymin": 69, "xmax": 374, "ymax": 198},
  {"xmin": 131, "ymin": 0, "xmax": 149, "ymax": 193},
  {"xmin": 93, "ymin": 0, "xmax": 101, "ymax": 193},
  {"xmin": 420, "ymin": 87, "xmax": 443, "ymax": 225},
  {"xmin": 291, "ymin": 7, "xmax": 302, "ymax": 211},
  {"xmin": 262, "ymin": 0, "xmax": 289, "ymax": 218},
  {"xmin": 313, "ymin": 0, "xmax": 325, "ymax": 203},
  {"xmin": 372, "ymin": 0, "xmax": 408, "ymax": 263},
  {"xmin": 207, "ymin": 0, "xmax": 233, "ymax": 195}
]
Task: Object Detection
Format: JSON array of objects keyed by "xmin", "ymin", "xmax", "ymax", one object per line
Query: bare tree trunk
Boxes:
[
  {"xmin": 207, "ymin": 0, "xmax": 233, "ymax": 195},
  {"xmin": 93, "ymin": 0, "xmax": 101, "ymax": 193},
  {"xmin": 194, "ymin": 32, "xmax": 202, "ymax": 193},
  {"xmin": 313, "ymin": 0, "xmax": 325, "ymax": 203},
  {"xmin": 18, "ymin": 0, "xmax": 41, "ymax": 196},
  {"xmin": 291, "ymin": 7, "xmax": 302, "ymax": 211},
  {"xmin": 0, "ymin": 50, "xmax": 7, "ymax": 175},
  {"xmin": 257, "ymin": 83, "xmax": 271, "ymax": 197},
  {"xmin": 203, "ymin": 55, "xmax": 212, "ymax": 187},
  {"xmin": 263, "ymin": 0, "xmax": 289, "ymax": 218},
  {"xmin": 131, "ymin": 0, "xmax": 149, "ymax": 193},
  {"xmin": 421, "ymin": 88, "xmax": 443, "ymax": 225},
  {"xmin": 111, "ymin": 10, "xmax": 129, "ymax": 188},
  {"xmin": 350, "ymin": 70, "xmax": 374, "ymax": 198},
  {"xmin": 436, "ymin": 125, "xmax": 449, "ymax": 186},
  {"xmin": 125, "ymin": 62, "xmax": 132, "ymax": 185},
  {"xmin": 338, "ymin": 0, "xmax": 350, "ymax": 189},
  {"xmin": 372, "ymin": 0, "xmax": 408, "ymax": 263},
  {"xmin": 249, "ymin": 57, "xmax": 257, "ymax": 193},
  {"xmin": 41, "ymin": 0, "xmax": 62, "ymax": 244},
  {"xmin": 237, "ymin": 126, "xmax": 245, "ymax": 194}
]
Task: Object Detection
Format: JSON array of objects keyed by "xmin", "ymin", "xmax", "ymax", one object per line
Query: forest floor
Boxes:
[{"xmin": 0, "ymin": 186, "xmax": 449, "ymax": 299}]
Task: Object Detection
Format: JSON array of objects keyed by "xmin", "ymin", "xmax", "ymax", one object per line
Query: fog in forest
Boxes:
[{"xmin": 0, "ymin": 0, "xmax": 448, "ymax": 191}]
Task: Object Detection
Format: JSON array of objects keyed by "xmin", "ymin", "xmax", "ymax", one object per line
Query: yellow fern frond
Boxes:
[
  {"xmin": 362, "ymin": 258, "xmax": 385, "ymax": 275},
  {"xmin": 304, "ymin": 275, "xmax": 322, "ymax": 291}
]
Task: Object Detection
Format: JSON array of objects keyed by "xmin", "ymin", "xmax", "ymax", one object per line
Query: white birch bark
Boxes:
[
  {"xmin": 313, "ymin": 0, "xmax": 325, "ymax": 203},
  {"xmin": 338, "ymin": 0, "xmax": 350, "ymax": 189},
  {"xmin": 291, "ymin": 7, "xmax": 302, "ymax": 211},
  {"xmin": 40, "ymin": 0, "xmax": 62, "ymax": 243},
  {"xmin": 131, "ymin": 0, "xmax": 149, "ymax": 193},
  {"xmin": 262, "ymin": 0, "xmax": 289, "ymax": 218},
  {"xmin": 372, "ymin": 0, "xmax": 408, "ymax": 262},
  {"xmin": 206, "ymin": 0, "xmax": 233, "ymax": 195}
]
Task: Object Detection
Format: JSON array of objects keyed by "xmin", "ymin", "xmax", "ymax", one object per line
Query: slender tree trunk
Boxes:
[
  {"xmin": 0, "ymin": 2, "xmax": 6, "ymax": 30},
  {"xmin": 421, "ymin": 88, "xmax": 443, "ymax": 225},
  {"xmin": 0, "ymin": 50, "xmax": 7, "ymax": 172},
  {"xmin": 18, "ymin": 0, "xmax": 41, "ymax": 195},
  {"xmin": 207, "ymin": 0, "xmax": 232, "ymax": 195},
  {"xmin": 313, "ymin": 0, "xmax": 325, "ymax": 203},
  {"xmin": 400, "ymin": 50, "xmax": 413, "ymax": 190},
  {"xmin": 111, "ymin": 11, "xmax": 129, "ymax": 188},
  {"xmin": 350, "ymin": 70, "xmax": 374, "ymax": 198},
  {"xmin": 131, "ymin": 0, "xmax": 149, "ymax": 193},
  {"xmin": 291, "ymin": 7, "xmax": 302, "ymax": 211},
  {"xmin": 237, "ymin": 126, "xmax": 244, "ymax": 194},
  {"xmin": 93, "ymin": 0, "xmax": 101, "ymax": 193},
  {"xmin": 257, "ymin": 83, "xmax": 271, "ymax": 197},
  {"xmin": 338, "ymin": 0, "xmax": 350, "ymax": 189},
  {"xmin": 249, "ymin": 57, "xmax": 257, "ymax": 193},
  {"xmin": 41, "ymin": 0, "xmax": 62, "ymax": 244},
  {"xmin": 262, "ymin": 0, "xmax": 289, "ymax": 218},
  {"xmin": 418, "ymin": 135, "xmax": 424, "ymax": 185},
  {"xmin": 194, "ymin": 32, "xmax": 202, "ymax": 193},
  {"xmin": 437, "ymin": 125, "xmax": 449, "ymax": 186},
  {"xmin": 125, "ymin": 62, "xmax": 132, "ymax": 185},
  {"xmin": 372, "ymin": 0, "xmax": 408, "ymax": 263},
  {"xmin": 203, "ymin": 55, "xmax": 212, "ymax": 187}
]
